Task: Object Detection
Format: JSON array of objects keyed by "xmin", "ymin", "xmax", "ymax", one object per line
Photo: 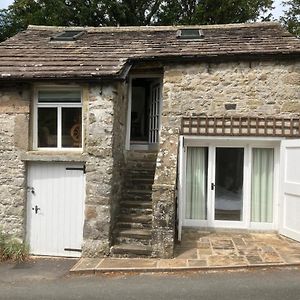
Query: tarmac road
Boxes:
[{"xmin": 0, "ymin": 259, "xmax": 300, "ymax": 300}]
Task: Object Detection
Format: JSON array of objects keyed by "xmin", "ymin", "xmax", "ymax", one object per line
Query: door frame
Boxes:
[
  {"xmin": 125, "ymin": 74, "xmax": 163, "ymax": 150},
  {"xmin": 178, "ymin": 136, "xmax": 281, "ymax": 238},
  {"xmin": 211, "ymin": 145, "xmax": 249, "ymax": 229}
]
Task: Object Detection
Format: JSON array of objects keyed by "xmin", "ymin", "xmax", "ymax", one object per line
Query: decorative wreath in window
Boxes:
[{"xmin": 70, "ymin": 123, "xmax": 81, "ymax": 146}]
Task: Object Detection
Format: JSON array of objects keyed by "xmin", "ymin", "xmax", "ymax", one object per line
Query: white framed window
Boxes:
[{"xmin": 33, "ymin": 88, "xmax": 83, "ymax": 150}]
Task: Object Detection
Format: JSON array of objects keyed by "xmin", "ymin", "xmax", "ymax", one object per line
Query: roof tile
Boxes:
[{"xmin": 0, "ymin": 22, "xmax": 300, "ymax": 80}]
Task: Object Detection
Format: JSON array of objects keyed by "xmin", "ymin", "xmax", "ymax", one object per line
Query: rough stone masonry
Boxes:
[
  {"xmin": 0, "ymin": 84, "xmax": 30, "ymax": 238},
  {"xmin": 152, "ymin": 60, "xmax": 300, "ymax": 258}
]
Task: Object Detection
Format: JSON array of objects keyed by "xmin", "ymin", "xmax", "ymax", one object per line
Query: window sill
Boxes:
[{"xmin": 21, "ymin": 151, "xmax": 88, "ymax": 162}]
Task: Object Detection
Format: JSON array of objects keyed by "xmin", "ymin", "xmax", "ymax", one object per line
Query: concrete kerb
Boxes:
[{"xmin": 69, "ymin": 260, "xmax": 300, "ymax": 275}]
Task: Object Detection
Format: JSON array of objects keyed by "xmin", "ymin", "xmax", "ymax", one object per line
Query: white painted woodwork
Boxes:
[
  {"xmin": 178, "ymin": 136, "xmax": 185, "ymax": 241},
  {"xmin": 279, "ymin": 139, "xmax": 300, "ymax": 242},
  {"xmin": 27, "ymin": 162, "xmax": 85, "ymax": 257},
  {"xmin": 179, "ymin": 137, "xmax": 279, "ymax": 231},
  {"xmin": 149, "ymin": 82, "xmax": 161, "ymax": 144}
]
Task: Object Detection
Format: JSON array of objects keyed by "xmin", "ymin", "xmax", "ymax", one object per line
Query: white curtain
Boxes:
[
  {"xmin": 251, "ymin": 148, "xmax": 274, "ymax": 223},
  {"xmin": 186, "ymin": 147, "xmax": 207, "ymax": 220}
]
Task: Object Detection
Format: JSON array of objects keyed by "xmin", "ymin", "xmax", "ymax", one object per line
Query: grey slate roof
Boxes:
[{"xmin": 0, "ymin": 22, "xmax": 300, "ymax": 81}]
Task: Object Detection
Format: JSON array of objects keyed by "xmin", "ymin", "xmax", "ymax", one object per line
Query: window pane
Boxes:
[
  {"xmin": 38, "ymin": 108, "xmax": 57, "ymax": 147},
  {"xmin": 186, "ymin": 147, "xmax": 208, "ymax": 220},
  {"xmin": 62, "ymin": 108, "xmax": 82, "ymax": 148},
  {"xmin": 215, "ymin": 148, "xmax": 244, "ymax": 221},
  {"xmin": 251, "ymin": 148, "xmax": 274, "ymax": 223},
  {"xmin": 38, "ymin": 91, "xmax": 81, "ymax": 103}
]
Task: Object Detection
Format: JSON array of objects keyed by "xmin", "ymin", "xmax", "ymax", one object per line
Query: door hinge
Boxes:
[
  {"xmin": 211, "ymin": 183, "xmax": 215, "ymax": 190},
  {"xmin": 66, "ymin": 166, "xmax": 86, "ymax": 174},
  {"xmin": 64, "ymin": 248, "xmax": 82, "ymax": 252}
]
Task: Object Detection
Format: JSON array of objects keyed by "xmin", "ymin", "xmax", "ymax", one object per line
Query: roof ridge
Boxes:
[{"xmin": 27, "ymin": 22, "xmax": 281, "ymax": 32}]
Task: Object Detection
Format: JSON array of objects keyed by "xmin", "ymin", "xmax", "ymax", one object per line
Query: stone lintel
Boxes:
[{"xmin": 21, "ymin": 151, "xmax": 88, "ymax": 162}]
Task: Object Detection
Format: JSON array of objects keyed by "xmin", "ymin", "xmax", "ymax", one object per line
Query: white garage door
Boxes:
[
  {"xmin": 280, "ymin": 140, "xmax": 300, "ymax": 242},
  {"xmin": 27, "ymin": 162, "xmax": 85, "ymax": 257}
]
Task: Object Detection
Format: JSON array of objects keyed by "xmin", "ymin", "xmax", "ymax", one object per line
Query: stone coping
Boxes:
[{"xmin": 70, "ymin": 257, "xmax": 300, "ymax": 274}]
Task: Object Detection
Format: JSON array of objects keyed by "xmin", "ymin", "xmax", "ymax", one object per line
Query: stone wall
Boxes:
[
  {"xmin": 111, "ymin": 82, "xmax": 127, "ymax": 242},
  {"xmin": 0, "ymin": 83, "xmax": 30, "ymax": 238},
  {"xmin": 82, "ymin": 82, "xmax": 126, "ymax": 257},
  {"xmin": 0, "ymin": 81, "xmax": 125, "ymax": 257},
  {"xmin": 152, "ymin": 60, "xmax": 300, "ymax": 258}
]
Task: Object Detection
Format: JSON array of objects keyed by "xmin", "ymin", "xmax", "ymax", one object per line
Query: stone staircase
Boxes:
[{"xmin": 111, "ymin": 151, "xmax": 157, "ymax": 257}]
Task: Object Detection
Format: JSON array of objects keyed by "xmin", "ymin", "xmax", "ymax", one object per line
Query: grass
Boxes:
[{"xmin": 0, "ymin": 230, "xmax": 29, "ymax": 262}]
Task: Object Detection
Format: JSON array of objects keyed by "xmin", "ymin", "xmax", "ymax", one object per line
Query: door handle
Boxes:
[
  {"xmin": 211, "ymin": 183, "xmax": 215, "ymax": 190},
  {"xmin": 27, "ymin": 187, "xmax": 35, "ymax": 194},
  {"xmin": 32, "ymin": 205, "xmax": 40, "ymax": 214}
]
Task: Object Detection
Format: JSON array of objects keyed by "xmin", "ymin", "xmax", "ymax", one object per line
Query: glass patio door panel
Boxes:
[
  {"xmin": 182, "ymin": 142, "xmax": 277, "ymax": 229},
  {"xmin": 186, "ymin": 147, "xmax": 208, "ymax": 220},
  {"xmin": 251, "ymin": 148, "xmax": 274, "ymax": 223},
  {"xmin": 214, "ymin": 148, "xmax": 244, "ymax": 221},
  {"xmin": 149, "ymin": 83, "xmax": 161, "ymax": 144}
]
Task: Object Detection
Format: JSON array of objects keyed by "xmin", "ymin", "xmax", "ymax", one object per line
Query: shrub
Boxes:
[{"xmin": 0, "ymin": 230, "xmax": 29, "ymax": 262}]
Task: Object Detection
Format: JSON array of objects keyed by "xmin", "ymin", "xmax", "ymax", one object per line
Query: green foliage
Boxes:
[
  {"xmin": 157, "ymin": 0, "xmax": 273, "ymax": 25},
  {"xmin": 0, "ymin": 230, "xmax": 29, "ymax": 262},
  {"xmin": 281, "ymin": 0, "xmax": 300, "ymax": 36},
  {"xmin": 0, "ymin": 0, "xmax": 274, "ymax": 42}
]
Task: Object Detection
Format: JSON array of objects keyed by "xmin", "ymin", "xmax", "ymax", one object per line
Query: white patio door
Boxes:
[
  {"xmin": 27, "ymin": 162, "xmax": 85, "ymax": 257},
  {"xmin": 149, "ymin": 82, "xmax": 161, "ymax": 145},
  {"xmin": 182, "ymin": 145, "xmax": 246, "ymax": 228},
  {"xmin": 279, "ymin": 139, "xmax": 300, "ymax": 242}
]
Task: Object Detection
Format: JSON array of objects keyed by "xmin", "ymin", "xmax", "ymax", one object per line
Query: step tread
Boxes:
[
  {"xmin": 119, "ymin": 214, "xmax": 152, "ymax": 222},
  {"xmin": 126, "ymin": 177, "xmax": 154, "ymax": 182},
  {"xmin": 111, "ymin": 243, "xmax": 152, "ymax": 254},
  {"xmin": 118, "ymin": 228, "xmax": 152, "ymax": 237},
  {"xmin": 120, "ymin": 200, "xmax": 152, "ymax": 206},
  {"xmin": 125, "ymin": 189, "xmax": 152, "ymax": 194}
]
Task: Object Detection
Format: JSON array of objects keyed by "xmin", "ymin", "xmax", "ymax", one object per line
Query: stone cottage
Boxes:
[{"xmin": 1, "ymin": 22, "xmax": 300, "ymax": 259}]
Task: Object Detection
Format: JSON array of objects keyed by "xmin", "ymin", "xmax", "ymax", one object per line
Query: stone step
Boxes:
[
  {"xmin": 117, "ymin": 221, "xmax": 152, "ymax": 229},
  {"xmin": 124, "ymin": 183, "xmax": 153, "ymax": 190},
  {"xmin": 115, "ymin": 236, "xmax": 152, "ymax": 247},
  {"xmin": 118, "ymin": 228, "xmax": 152, "ymax": 239},
  {"xmin": 120, "ymin": 206, "xmax": 152, "ymax": 215},
  {"xmin": 124, "ymin": 166, "xmax": 155, "ymax": 175},
  {"xmin": 125, "ymin": 162, "xmax": 156, "ymax": 170},
  {"xmin": 125, "ymin": 189, "xmax": 152, "ymax": 195},
  {"xmin": 114, "ymin": 229, "xmax": 152, "ymax": 246},
  {"xmin": 118, "ymin": 213, "xmax": 152, "ymax": 224},
  {"xmin": 111, "ymin": 243, "xmax": 152, "ymax": 257},
  {"xmin": 122, "ymin": 195, "xmax": 152, "ymax": 202},
  {"xmin": 127, "ymin": 177, "xmax": 154, "ymax": 184},
  {"xmin": 124, "ymin": 174, "xmax": 155, "ymax": 182},
  {"xmin": 115, "ymin": 228, "xmax": 152, "ymax": 246},
  {"xmin": 125, "ymin": 151, "xmax": 158, "ymax": 161},
  {"xmin": 120, "ymin": 200, "xmax": 152, "ymax": 208},
  {"xmin": 124, "ymin": 170, "xmax": 155, "ymax": 181},
  {"xmin": 124, "ymin": 190, "xmax": 152, "ymax": 201}
]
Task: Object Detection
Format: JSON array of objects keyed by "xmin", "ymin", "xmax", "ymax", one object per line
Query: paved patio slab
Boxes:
[{"xmin": 70, "ymin": 232, "xmax": 300, "ymax": 274}]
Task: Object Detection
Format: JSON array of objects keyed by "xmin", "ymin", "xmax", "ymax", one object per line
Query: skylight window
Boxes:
[
  {"xmin": 177, "ymin": 29, "xmax": 204, "ymax": 39},
  {"xmin": 50, "ymin": 30, "xmax": 85, "ymax": 41}
]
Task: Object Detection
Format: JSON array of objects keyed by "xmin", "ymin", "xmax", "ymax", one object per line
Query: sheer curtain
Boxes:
[
  {"xmin": 186, "ymin": 147, "xmax": 207, "ymax": 220},
  {"xmin": 251, "ymin": 148, "xmax": 274, "ymax": 223}
]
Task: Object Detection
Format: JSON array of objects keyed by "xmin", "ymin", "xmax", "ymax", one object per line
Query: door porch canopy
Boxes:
[{"xmin": 181, "ymin": 116, "xmax": 300, "ymax": 138}]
